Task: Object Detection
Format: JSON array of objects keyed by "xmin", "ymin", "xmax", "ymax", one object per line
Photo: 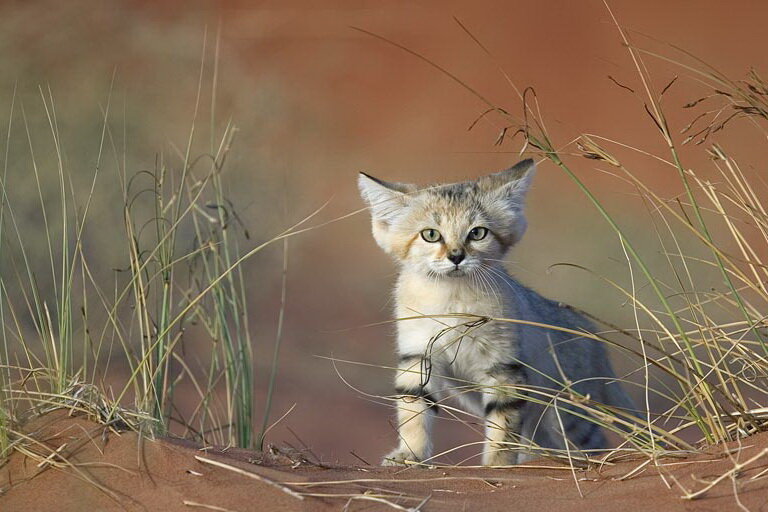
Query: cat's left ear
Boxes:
[
  {"xmin": 481, "ymin": 158, "xmax": 535, "ymax": 201},
  {"xmin": 480, "ymin": 159, "xmax": 536, "ymax": 245}
]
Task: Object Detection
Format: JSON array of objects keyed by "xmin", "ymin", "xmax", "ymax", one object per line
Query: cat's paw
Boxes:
[
  {"xmin": 482, "ymin": 449, "xmax": 520, "ymax": 467},
  {"xmin": 381, "ymin": 448, "xmax": 420, "ymax": 466}
]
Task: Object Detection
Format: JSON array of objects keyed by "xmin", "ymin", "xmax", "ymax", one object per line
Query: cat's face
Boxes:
[{"xmin": 358, "ymin": 159, "xmax": 534, "ymax": 278}]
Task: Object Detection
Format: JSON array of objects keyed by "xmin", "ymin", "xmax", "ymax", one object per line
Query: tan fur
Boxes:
[{"xmin": 399, "ymin": 233, "xmax": 419, "ymax": 259}]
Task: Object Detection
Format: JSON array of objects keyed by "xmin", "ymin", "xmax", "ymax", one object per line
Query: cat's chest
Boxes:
[
  {"xmin": 394, "ymin": 274, "xmax": 506, "ymax": 358},
  {"xmin": 396, "ymin": 277, "xmax": 500, "ymax": 317}
]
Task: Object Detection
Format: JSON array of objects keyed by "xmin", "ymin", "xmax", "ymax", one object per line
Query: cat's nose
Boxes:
[{"xmin": 447, "ymin": 249, "xmax": 465, "ymax": 265}]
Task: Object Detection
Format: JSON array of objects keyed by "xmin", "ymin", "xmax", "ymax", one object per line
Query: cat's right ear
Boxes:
[
  {"xmin": 358, "ymin": 173, "xmax": 416, "ymax": 254},
  {"xmin": 357, "ymin": 173, "xmax": 415, "ymax": 224}
]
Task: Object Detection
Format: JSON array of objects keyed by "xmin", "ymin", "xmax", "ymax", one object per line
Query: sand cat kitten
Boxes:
[{"xmin": 358, "ymin": 159, "xmax": 635, "ymax": 466}]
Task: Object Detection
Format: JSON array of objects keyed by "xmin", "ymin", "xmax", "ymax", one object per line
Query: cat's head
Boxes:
[{"xmin": 358, "ymin": 159, "xmax": 535, "ymax": 278}]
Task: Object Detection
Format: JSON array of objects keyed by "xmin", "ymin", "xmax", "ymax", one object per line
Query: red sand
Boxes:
[{"xmin": 2, "ymin": 411, "xmax": 767, "ymax": 511}]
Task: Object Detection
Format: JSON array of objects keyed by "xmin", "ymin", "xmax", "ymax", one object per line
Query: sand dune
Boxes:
[{"xmin": 2, "ymin": 410, "xmax": 767, "ymax": 511}]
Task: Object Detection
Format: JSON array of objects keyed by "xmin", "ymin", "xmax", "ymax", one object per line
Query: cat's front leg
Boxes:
[
  {"xmin": 481, "ymin": 363, "xmax": 526, "ymax": 466},
  {"xmin": 382, "ymin": 355, "xmax": 439, "ymax": 466}
]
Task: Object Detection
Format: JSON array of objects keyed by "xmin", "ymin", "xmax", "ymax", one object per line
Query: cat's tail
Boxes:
[
  {"xmin": 604, "ymin": 381, "xmax": 674, "ymax": 451},
  {"xmin": 604, "ymin": 379, "xmax": 642, "ymax": 433},
  {"xmin": 605, "ymin": 380, "xmax": 636, "ymax": 413}
]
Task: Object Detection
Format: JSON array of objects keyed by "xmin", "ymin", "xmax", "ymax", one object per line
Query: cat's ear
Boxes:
[
  {"xmin": 480, "ymin": 159, "xmax": 536, "ymax": 245},
  {"xmin": 358, "ymin": 172, "xmax": 417, "ymax": 254},
  {"xmin": 481, "ymin": 158, "xmax": 535, "ymax": 199},
  {"xmin": 357, "ymin": 172, "xmax": 416, "ymax": 224}
]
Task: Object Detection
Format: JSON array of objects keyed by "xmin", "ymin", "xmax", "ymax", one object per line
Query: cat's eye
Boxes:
[
  {"xmin": 420, "ymin": 228, "xmax": 442, "ymax": 243},
  {"xmin": 468, "ymin": 226, "xmax": 488, "ymax": 241}
]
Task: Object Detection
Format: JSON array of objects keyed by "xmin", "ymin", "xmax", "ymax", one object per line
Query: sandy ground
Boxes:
[{"xmin": 2, "ymin": 411, "xmax": 768, "ymax": 511}]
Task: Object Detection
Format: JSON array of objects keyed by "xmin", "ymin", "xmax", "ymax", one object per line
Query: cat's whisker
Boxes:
[
  {"xmin": 474, "ymin": 266, "xmax": 503, "ymax": 307},
  {"xmin": 483, "ymin": 258, "xmax": 534, "ymax": 276},
  {"xmin": 481, "ymin": 263, "xmax": 526, "ymax": 304},
  {"xmin": 477, "ymin": 264, "xmax": 507, "ymax": 304}
]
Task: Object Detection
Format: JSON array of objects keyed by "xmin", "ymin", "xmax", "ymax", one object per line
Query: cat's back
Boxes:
[
  {"xmin": 507, "ymin": 279, "xmax": 591, "ymax": 331},
  {"xmin": 505, "ymin": 277, "xmax": 615, "ymax": 391}
]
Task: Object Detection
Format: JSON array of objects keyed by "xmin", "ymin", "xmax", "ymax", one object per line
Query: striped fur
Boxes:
[{"xmin": 358, "ymin": 159, "xmax": 634, "ymax": 466}]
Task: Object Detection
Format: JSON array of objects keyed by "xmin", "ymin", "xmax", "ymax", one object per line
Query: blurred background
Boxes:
[{"xmin": 2, "ymin": 0, "xmax": 768, "ymax": 464}]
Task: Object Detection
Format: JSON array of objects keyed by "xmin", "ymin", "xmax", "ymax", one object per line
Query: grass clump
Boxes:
[
  {"xmin": 0, "ymin": 45, "xmax": 298, "ymax": 467},
  {"xmin": 494, "ymin": 18, "xmax": 768, "ymax": 453}
]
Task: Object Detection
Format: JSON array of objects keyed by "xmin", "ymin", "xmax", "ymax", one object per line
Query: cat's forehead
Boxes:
[
  {"xmin": 427, "ymin": 181, "xmax": 479, "ymax": 201},
  {"xmin": 414, "ymin": 182, "xmax": 487, "ymax": 224}
]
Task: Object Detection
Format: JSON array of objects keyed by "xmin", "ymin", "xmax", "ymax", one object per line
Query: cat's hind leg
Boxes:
[{"xmin": 543, "ymin": 406, "xmax": 608, "ymax": 455}]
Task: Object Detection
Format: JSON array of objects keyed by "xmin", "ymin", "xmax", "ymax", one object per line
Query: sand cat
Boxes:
[{"xmin": 358, "ymin": 159, "xmax": 635, "ymax": 466}]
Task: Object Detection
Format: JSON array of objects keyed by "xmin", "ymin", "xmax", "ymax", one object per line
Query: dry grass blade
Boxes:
[
  {"xmin": 553, "ymin": 398, "xmax": 584, "ymax": 498},
  {"xmin": 183, "ymin": 501, "xmax": 242, "ymax": 512},
  {"xmin": 281, "ymin": 475, "xmax": 516, "ymax": 487},
  {"xmin": 193, "ymin": 455, "xmax": 304, "ymax": 501},
  {"xmin": 8, "ymin": 428, "xmax": 124, "ymax": 504},
  {"xmin": 343, "ymin": 493, "xmax": 431, "ymax": 512},
  {"xmin": 678, "ymin": 447, "xmax": 768, "ymax": 500}
]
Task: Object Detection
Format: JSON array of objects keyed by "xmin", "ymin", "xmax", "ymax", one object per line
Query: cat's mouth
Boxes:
[{"xmin": 446, "ymin": 267, "xmax": 466, "ymax": 277}]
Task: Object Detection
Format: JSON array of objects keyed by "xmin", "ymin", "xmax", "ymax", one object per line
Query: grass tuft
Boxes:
[{"xmin": 0, "ymin": 42, "xmax": 298, "ymax": 468}]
